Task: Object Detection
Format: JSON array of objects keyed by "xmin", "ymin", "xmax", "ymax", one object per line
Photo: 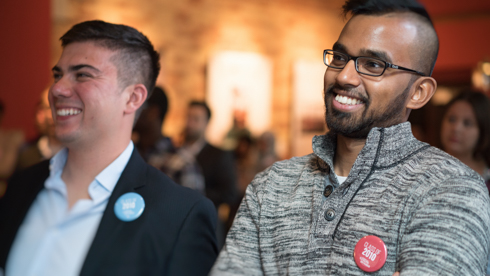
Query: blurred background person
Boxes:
[
  {"xmin": 233, "ymin": 131, "xmax": 280, "ymax": 196},
  {"xmin": 234, "ymin": 133, "xmax": 257, "ymax": 196},
  {"xmin": 440, "ymin": 91, "xmax": 490, "ymax": 275},
  {"xmin": 133, "ymin": 87, "xmax": 205, "ymax": 193},
  {"xmin": 181, "ymin": 101, "xmax": 237, "ymax": 210},
  {"xmin": 16, "ymin": 89, "xmax": 62, "ymax": 171},
  {"xmin": 0, "ymin": 100, "xmax": 24, "ymax": 197},
  {"xmin": 223, "ymin": 109, "xmax": 252, "ymax": 151},
  {"xmin": 256, "ymin": 131, "xmax": 279, "ymax": 173},
  {"xmin": 136, "ymin": 98, "xmax": 237, "ymax": 247},
  {"xmin": 181, "ymin": 101, "xmax": 237, "ymax": 248},
  {"xmin": 229, "ymin": 131, "xmax": 280, "ymax": 231},
  {"xmin": 132, "ymin": 86, "xmax": 172, "ymax": 161},
  {"xmin": 440, "ymin": 90, "xmax": 490, "ymax": 192}
]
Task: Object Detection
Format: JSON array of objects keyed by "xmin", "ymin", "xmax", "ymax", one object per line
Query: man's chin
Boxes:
[
  {"xmin": 328, "ymin": 124, "xmax": 372, "ymax": 139},
  {"xmin": 325, "ymin": 114, "xmax": 373, "ymax": 139},
  {"xmin": 336, "ymin": 129, "xmax": 371, "ymax": 139}
]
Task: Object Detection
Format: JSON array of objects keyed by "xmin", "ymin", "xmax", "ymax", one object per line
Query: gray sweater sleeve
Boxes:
[
  {"xmin": 398, "ymin": 176, "xmax": 490, "ymax": 276},
  {"xmin": 210, "ymin": 171, "xmax": 266, "ymax": 276}
]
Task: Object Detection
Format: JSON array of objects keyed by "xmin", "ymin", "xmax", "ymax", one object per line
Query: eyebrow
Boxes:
[
  {"xmin": 359, "ymin": 49, "xmax": 393, "ymax": 64},
  {"xmin": 332, "ymin": 42, "xmax": 346, "ymax": 52},
  {"xmin": 331, "ymin": 42, "xmax": 393, "ymax": 64},
  {"xmin": 51, "ymin": 64, "xmax": 101, "ymax": 73}
]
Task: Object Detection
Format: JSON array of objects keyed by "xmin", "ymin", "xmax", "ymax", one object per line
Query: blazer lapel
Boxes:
[{"xmin": 79, "ymin": 149, "xmax": 149, "ymax": 275}]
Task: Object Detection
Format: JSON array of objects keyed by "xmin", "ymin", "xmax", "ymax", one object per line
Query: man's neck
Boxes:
[
  {"xmin": 333, "ymin": 134, "xmax": 366, "ymax": 177},
  {"xmin": 47, "ymin": 136, "xmax": 63, "ymax": 152},
  {"xmin": 61, "ymin": 137, "xmax": 131, "ymax": 208}
]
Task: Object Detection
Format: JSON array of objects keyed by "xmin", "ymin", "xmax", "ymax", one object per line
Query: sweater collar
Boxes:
[{"xmin": 313, "ymin": 122, "xmax": 426, "ymax": 171}]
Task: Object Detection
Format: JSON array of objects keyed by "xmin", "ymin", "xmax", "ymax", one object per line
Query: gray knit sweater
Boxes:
[{"xmin": 211, "ymin": 122, "xmax": 490, "ymax": 275}]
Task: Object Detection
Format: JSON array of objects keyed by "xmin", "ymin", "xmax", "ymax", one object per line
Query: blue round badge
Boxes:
[{"xmin": 114, "ymin": 192, "xmax": 145, "ymax": 222}]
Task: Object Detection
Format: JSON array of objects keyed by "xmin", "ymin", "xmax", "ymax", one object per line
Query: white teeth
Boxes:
[
  {"xmin": 335, "ymin": 95, "xmax": 362, "ymax": 105},
  {"xmin": 57, "ymin": 108, "xmax": 81, "ymax": 116}
]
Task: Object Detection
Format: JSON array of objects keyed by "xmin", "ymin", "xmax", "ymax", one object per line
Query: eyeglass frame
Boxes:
[{"xmin": 323, "ymin": 49, "xmax": 426, "ymax": 77}]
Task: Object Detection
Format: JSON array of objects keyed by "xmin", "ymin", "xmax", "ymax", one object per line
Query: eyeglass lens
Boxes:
[{"xmin": 325, "ymin": 51, "xmax": 386, "ymax": 76}]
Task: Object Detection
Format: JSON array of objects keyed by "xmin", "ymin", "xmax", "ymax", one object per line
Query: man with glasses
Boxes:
[{"xmin": 211, "ymin": 0, "xmax": 490, "ymax": 275}]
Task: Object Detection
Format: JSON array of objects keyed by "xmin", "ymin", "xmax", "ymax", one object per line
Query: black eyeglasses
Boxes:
[{"xmin": 323, "ymin": 49, "xmax": 426, "ymax": 77}]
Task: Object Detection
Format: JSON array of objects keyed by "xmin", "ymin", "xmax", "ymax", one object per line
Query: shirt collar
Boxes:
[
  {"xmin": 48, "ymin": 147, "xmax": 68, "ymax": 178},
  {"xmin": 95, "ymin": 141, "xmax": 134, "ymax": 193},
  {"xmin": 46, "ymin": 142, "xmax": 134, "ymax": 194},
  {"xmin": 45, "ymin": 148, "xmax": 69, "ymax": 195}
]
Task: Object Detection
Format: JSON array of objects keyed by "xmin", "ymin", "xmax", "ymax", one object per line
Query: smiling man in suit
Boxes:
[{"xmin": 0, "ymin": 20, "xmax": 218, "ymax": 276}]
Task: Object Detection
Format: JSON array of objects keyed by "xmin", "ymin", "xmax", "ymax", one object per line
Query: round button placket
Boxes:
[
  {"xmin": 324, "ymin": 208, "xmax": 336, "ymax": 221},
  {"xmin": 323, "ymin": 185, "xmax": 334, "ymax": 197}
]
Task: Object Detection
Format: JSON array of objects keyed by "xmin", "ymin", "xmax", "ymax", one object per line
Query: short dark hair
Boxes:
[
  {"xmin": 342, "ymin": 0, "xmax": 439, "ymax": 76},
  {"xmin": 343, "ymin": 0, "xmax": 432, "ymax": 23},
  {"xmin": 444, "ymin": 90, "xmax": 490, "ymax": 164},
  {"xmin": 147, "ymin": 86, "xmax": 169, "ymax": 122},
  {"xmin": 60, "ymin": 20, "xmax": 160, "ymax": 97},
  {"xmin": 189, "ymin": 101, "xmax": 211, "ymax": 121}
]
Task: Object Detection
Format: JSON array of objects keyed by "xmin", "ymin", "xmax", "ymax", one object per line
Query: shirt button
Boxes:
[
  {"xmin": 324, "ymin": 208, "xmax": 336, "ymax": 221},
  {"xmin": 323, "ymin": 185, "xmax": 333, "ymax": 197}
]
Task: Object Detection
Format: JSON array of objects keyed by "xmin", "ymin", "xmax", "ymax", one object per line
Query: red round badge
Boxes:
[{"xmin": 353, "ymin": 235, "xmax": 387, "ymax": 272}]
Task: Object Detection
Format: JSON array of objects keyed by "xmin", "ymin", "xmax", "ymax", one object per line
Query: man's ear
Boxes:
[
  {"xmin": 406, "ymin": 76, "xmax": 437, "ymax": 110},
  {"xmin": 124, "ymin": 84, "xmax": 148, "ymax": 115}
]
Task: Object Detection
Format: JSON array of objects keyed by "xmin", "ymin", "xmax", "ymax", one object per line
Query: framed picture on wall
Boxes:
[
  {"xmin": 291, "ymin": 60, "xmax": 327, "ymax": 157},
  {"xmin": 206, "ymin": 51, "xmax": 272, "ymax": 149}
]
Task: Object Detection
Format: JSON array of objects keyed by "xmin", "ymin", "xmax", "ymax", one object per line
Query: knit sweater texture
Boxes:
[{"xmin": 211, "ymin": 122, "xmax": 490, "ymax": 275}]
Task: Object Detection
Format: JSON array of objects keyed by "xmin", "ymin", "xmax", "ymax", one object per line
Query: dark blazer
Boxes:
[
  {"xmin": 0, "ymin": 149, "xmax": 218, "ymax": 276},
  {"xmin": 196, "ymin": 143, "xmax": 237, "ymax": 208}
]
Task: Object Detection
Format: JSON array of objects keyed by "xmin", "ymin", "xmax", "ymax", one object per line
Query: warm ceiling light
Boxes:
[{"xmin": 431, "ymin": 87, "xmax": 454, "ymax": 106}]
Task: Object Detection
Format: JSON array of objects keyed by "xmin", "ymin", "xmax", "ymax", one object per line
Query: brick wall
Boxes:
[{"xmin": 51, "ymin": 0, "xmax": 346, "ymax": 157}]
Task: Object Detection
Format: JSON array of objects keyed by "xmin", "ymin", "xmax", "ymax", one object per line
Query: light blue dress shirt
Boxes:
[{"xmin": 6, "ymin": 142, "xmax": 134, "ymax": 276}]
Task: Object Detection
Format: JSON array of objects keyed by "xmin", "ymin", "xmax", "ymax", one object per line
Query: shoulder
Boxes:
[
  {"xmin": 143, "ymin": 166, "xmax": 217, "ymax": 242},
  {"xmin": 413, "ymin": 146, "xmax": 483, "ymax": 184},
  {"xmin": 118, "ymin": 160, "xmax": 217, "ymax": 240},
  {"xmin": 139, "ymin": 162, "xmax": 215, "ymax": 215},
  {"xmin": 248, "ymin": 153, "xmax": 318, "ymax": 195},
  {"xmin": 405, "ymin": 146, "xmax": 490, "ymax": 212},
  {"xmin": 8, "ymin": 159, "xmax": 50, "ymax": 186},
  {"xmin": 270, "ymin": 153, "xmax": 315, "ymax": 170},
  {"xmin": 1, "ymin": 160, "xmax": 49, "ymax": 225},
  {"xmin": 145, "ymin": 162, "xmax": 208, "ymax": 200}
]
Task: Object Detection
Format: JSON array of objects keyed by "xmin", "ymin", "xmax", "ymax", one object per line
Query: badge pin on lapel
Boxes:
[
  {"xmin": 353, "ymin": 235, "xmax": 387, "ymax": 272},
  {"xmin": 114, "ymin": 192, "xmax": 145, "ymax": 222}
]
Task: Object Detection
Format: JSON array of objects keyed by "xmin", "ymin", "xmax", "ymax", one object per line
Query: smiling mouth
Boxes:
[
  {"xmin": 56, "ymin": 108, "xmax": 82, "ymax": 116},
  {"xmin": 334, "ymin": 94, "xmax": 364, "ymax": 105}
]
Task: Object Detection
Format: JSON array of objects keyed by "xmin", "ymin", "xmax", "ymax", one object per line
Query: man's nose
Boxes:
[
  {"xmin": 335, "ymin": 60, "xmax": 361, "ymax": 88},
  {"xmin": 50, "ymin": 76, "xmax": 72, "ymax": 98}
]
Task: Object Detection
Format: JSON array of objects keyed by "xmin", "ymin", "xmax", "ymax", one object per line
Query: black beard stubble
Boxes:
[{"xmin": 324, "ymin": 83, "xmax": 412, "ymax": 139}]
